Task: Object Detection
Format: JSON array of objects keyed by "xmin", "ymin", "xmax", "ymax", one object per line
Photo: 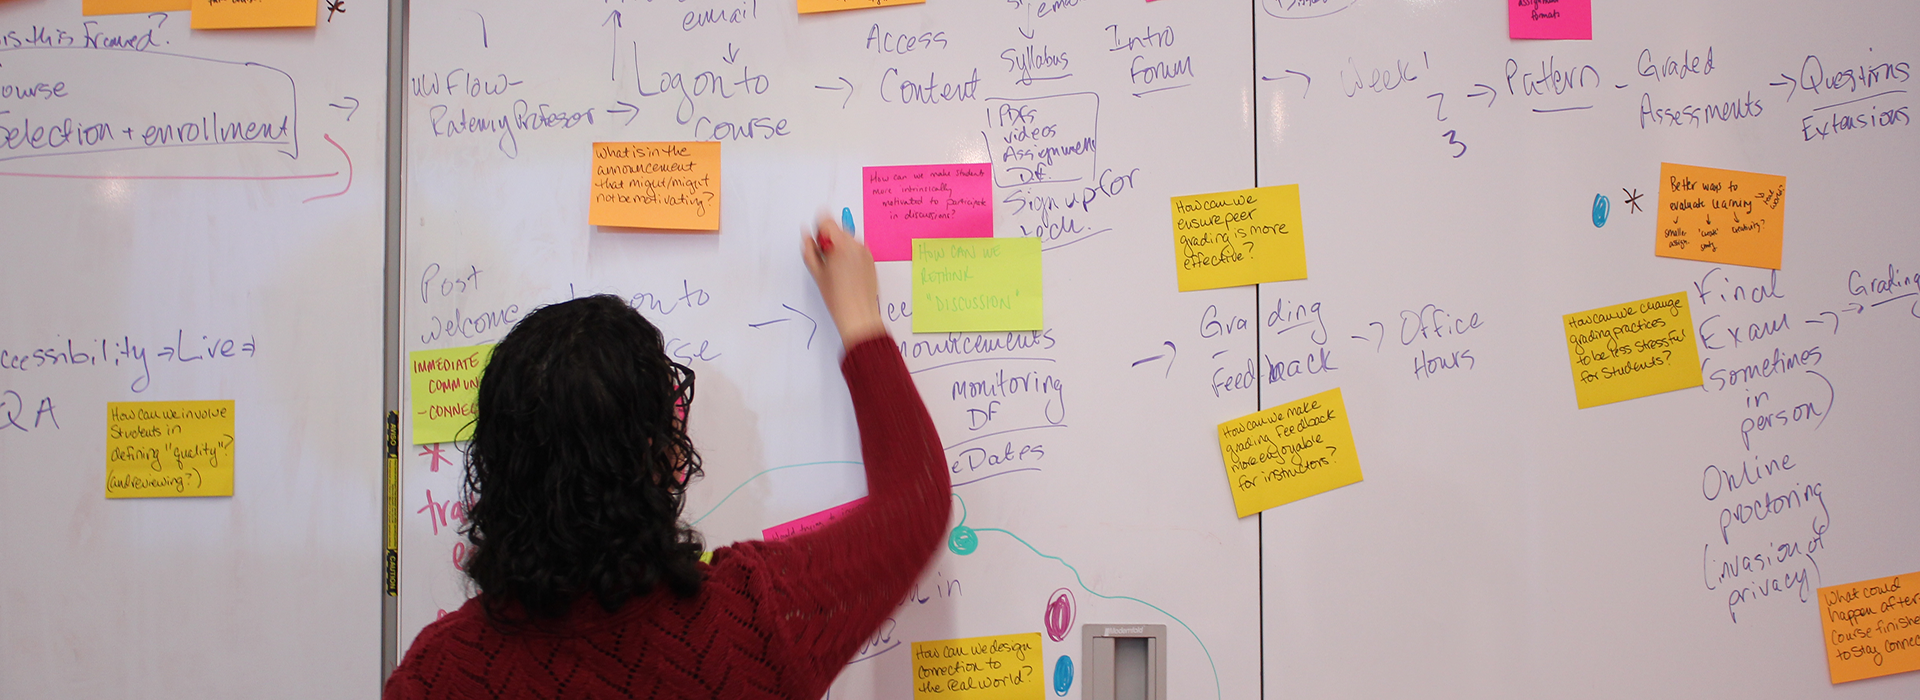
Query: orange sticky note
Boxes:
[
  {"xmin": 1655, "ymin": 163, "xmax": 1787, "ymax": 269},
  {"xmin": 1818, "ymin": 572, "xmax": 1920, "ymax": 684},
  {"xmin": 798, "ymin": 0, "xmax": 924, "ymax": 14},
  {"xmin": 589, "ymin": 142, "xmax": 721, "ymax": 231},
  {"xmin": 85, "ymin": 0, "xmax": 190, "ymax": 15},
  {"xmin": 191, "ymin": 0, "xmax": 315, "ymax": 28}
]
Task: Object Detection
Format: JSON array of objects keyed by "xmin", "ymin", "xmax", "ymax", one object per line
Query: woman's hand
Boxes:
[{"xmin": 802, "ymin": 214, "xmax": 886, "ymax": 348}]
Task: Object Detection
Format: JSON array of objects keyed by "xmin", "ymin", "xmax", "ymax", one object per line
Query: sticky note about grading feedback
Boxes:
[
  {"xmin": 1818, "ymin": 571, "xmax": 1920, "ymax": 684},
  {"xmin": 1172, "ymin": 184, "xmax": 1306, "ymax": 292},
  {"xmin": 1509, "ymin": 0, "xmax": 1591, "ymax": 40},
  {"xmin": 410, "ymin": 344, "xmax": 493, "ymax": 445},
  {"xmin": 912, "ymin": 238, "xmax": 1042, "ymax": 334},
  {"xmin": 106, "ymin": 400, "xmax": 235, "ymax": 499},
  {"xmin": 1656, "ymin": 163, "xmax": 1787, "ymax": 269},
  {"xmin": 1562, "ymin": 291, "xmax": 1703, "ymax": 409},
  {"xmin": 911, "ymin": 632, "xmax": 1044, "ymax": 699},
  {"xmin": 191, "ymin": 0, "xmax": 316, "ymax": 29},
  {"xmin": 590, "ymin": 142, "xmax": 720, "ymax": 231},
  {"xmin": 798, "ymin": 0, "xmax": 922, "ymax": 14},
  {"xmin": 863, "ymin": 163, "xmax": 993, "ymax": 262},
  {"xmin": 1217, "ymin": 387, "xmax": 1363, "ymax": 518}
]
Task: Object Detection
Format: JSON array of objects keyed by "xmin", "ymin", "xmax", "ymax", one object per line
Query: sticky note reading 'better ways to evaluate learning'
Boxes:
[
  {"xmin": 590, "ymin": 142, "xmax": 720, "ymax": 231},
  {"xmin": 1509, "ymin": 0, "xmax": 1591, "ymax": 40},
  {"xmin": 1656, "ymin": 163, "xmax": 1787, "ymax": 269},
  {"xmin": 1819, "ymin": 571, "xmax": 1920, "ymax": 684},
  {"xmin": 191, "ymin": 0, "xmax": 316, "ymax": 29},
  {"xmin": 106, "ymin": 400, "xmax": 235, "ymax": 498},
  {"xmin": 1172, "ymin": 184, "xmax": 1306, "ymax": 292},
  {"xmin": 1562, "ymin": 292, "xmax": 1703, "ymax": 409},
  {"xmin": 911, "ymin": 632, "xmax": 1043, "ymax": 699},
  {"xmin": 411, "ymin": 344, "xmax": 492, "ymax": 445},
  {"xmin": 912, "ymin": 238, "xmax": 1042, "ymax": 334},
  {"xmin": 862, "ymin": 163, "xmax": 993, "ymax": 262},
  {"xmin": 1217, "ymin": 387, "xmax": 1363, "ymax": 518}
]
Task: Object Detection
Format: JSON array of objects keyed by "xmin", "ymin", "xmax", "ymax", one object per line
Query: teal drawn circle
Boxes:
[
  {"xmin": 948, "ymin": 526, "xmax": 979, "ymax": 555},
  {"xmin": 1053, "ymin": 655, "xmax": 1074, "ymax": 696}
]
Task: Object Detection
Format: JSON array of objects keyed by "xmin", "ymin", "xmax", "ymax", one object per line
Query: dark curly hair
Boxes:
[{"xmin": 460, "ymin": 294, "xmax": 705, "ymax": 623}]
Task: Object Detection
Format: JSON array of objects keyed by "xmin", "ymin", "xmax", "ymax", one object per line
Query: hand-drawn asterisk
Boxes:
[
  {"xmin": 418, "ymin": 443, "xmax": 453, "ymax": 473},
  {"xmin": 1621, "ymin": 187, "xmax": 1645, "ymax": 214},
  {"xmin": 325, "ymin": 0, "xmax": 345, "ymax": 22}
]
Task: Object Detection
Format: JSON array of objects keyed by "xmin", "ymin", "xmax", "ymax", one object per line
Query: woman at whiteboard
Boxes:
[{"xmin": 386, "ymin": 218, "xmax": 951, "ymax": 700}]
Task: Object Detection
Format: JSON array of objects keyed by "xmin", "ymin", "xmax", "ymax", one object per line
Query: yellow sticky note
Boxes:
[
  {"xmin": 410, "ymin": 344, "xmax": 492, "ymax": 445},
  {"xmin": 190, "ymin": 0, "xmax": 316, "ymax": 28},
  {"xmin": 1655, "ymin": 163, "xmax": 1787, "ymax": 269},
  {"xmin": 1818, "ymin": 572, "xmax": 1920, "ymax": 684},
  {"xmin": 105, "ymin": 400, "xmax": 235, "ymax": 498},
  {"xmin": 798, "ymin": 0, "xmax": 924, "ymax": 14},
  {"xmin": 912, "ymin": 238, "xmax": 1042, "ymax": 333},
  {"xmin": 1172, "ymin": 184, "xmax": 1306, "ymax": 292},
  {"xmin": 911, "ymin": 632, "xmax": 1044, "ymax": 699},
  {"xmin": 1216, "ymin": 387, "xmax": 1362, "ymax": 518},
  {"xmin": 1562, "ymin": 292, "xmax": 1703, "ymax": 409},
  {"xmin": 85, "ymin": 0, "xmax": 190, "ymax": 15},
  {"xmin": 589, "ymin": 142, "xmax": 720, "ymax": 231}
]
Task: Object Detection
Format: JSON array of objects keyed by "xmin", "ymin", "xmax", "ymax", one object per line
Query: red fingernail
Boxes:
[{"xmin": 816, "ymin": 231, "xmax": 834, "ymax": 253}]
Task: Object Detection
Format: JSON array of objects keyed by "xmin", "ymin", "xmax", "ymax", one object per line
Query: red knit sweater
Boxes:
[{"xmin": 385, "ymin": 337, "xmax": 951, "ymax": 699}]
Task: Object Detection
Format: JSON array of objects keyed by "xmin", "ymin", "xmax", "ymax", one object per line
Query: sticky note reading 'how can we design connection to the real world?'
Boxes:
[{"xmin": 912, "ymin": 632, "xmax": 1044, "ymax": 699}]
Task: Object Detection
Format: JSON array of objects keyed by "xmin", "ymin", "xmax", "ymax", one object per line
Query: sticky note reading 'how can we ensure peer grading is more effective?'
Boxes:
[
  {"xmin": 1656, "ymin": 163, "xmax": 1787, "ymax": 269},
  {"xmin": 1172, "ymin": 184, "xmax": 1306, "ymax": 292},
  {"xmin": 411, "ymin": 344, "xmax": 492, "ymax": 445},
  {"xmin": 191, "ymin": 0, "xmax": 315, "ymax": 28},
  {"xmin": 106, "ymin": 400, "xmax": 235, "ymax": 498},
  {"xmin": 912, "ymin": 632, "xmax": 1044, "ymax": 699},
  {"xmin": 590, "ymin": 142, "xmax": 720, "ymax": 231},
  {"xmin": 1819, "ymin": 571, "xmax": 1920, "ymax": 684},
  {"xmin": 1562, "ymin": 291, "xmax": 1703, "ymax": 409},
  {"xmin": 1217, "ymin": 387, "xmax": 1363, "ymax": 518},
  {"xmin": 912, "ymin": 238, "xmax": 1042, "ymax": 334},
  {"xmin": 863, "ymin": 163, "xmax": 993, "ymax": 262}
]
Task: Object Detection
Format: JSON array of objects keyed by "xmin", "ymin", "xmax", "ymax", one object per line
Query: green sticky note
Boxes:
[
  {"xmin": 409, "ymin": 343, "xmax": 492, "ymax": 445},
  {"xmin": 911, "ymin": 238, "xmax": 1042, "ymax": 333}
]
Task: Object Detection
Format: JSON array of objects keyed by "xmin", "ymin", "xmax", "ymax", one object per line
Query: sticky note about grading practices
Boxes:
[
  {"xmin": 762, "ymin": 497, "xmax": 866, "ymax": 541},
  {"xmin": 589, "ymin": 142, "xmax": 720, "ymax": 231},
  {"xmin": 1509, "ymin": 0, "xmax": 1591, "ymax": 40},
  {"xmin": 106, "ymin": 401, "xmax": 234, "ymax": 498},
  {"xmin": 911, "ymin": 632, "xmax": 1044, "ymax": 699},
  {"xmin": 1172, "ymin": 184, "xmax": 1305, "ymax": 292},
  {"xmin": 1217, "ymin": 387, "xmax": 1362, "ymax": 518},
  {"xmin": 191, "ymin": 0, "xmax": 315, "ymax": 28},
  {"xmin": 863, "ymin": 163, "xmax": 993, "ymax": 262},
  {"xmin": 912, "ymin": 238, "xmax": 1042, "ymax": 334},
  {"xmin": 1656, "ymin": 163, "xmax": 1787, "ymax": 269},
  {"xmin": 798, "ymin": 0, "xmax": 923, "ymax": 14},
  {"xmin": 410, "ymin": 344, "xmax": 492, "ymax": 445},
  {"xmin": 1562, "ymin": 292, "xmax": 1702, "ymax": 409},
  {"xmin": 85, "ymin": 0, "xmax": 189, "ymax": 15},
  {"xmin": 1819, "ymin": 571, "xmax": 1920, "ymax": 684}
]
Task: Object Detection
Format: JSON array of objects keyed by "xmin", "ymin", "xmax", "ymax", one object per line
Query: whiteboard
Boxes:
[
  {"xmin": 1254, "ymin": 0, "xmax": 1919, "ymax": 696},
  {"xmin": 397, "ymin": 0, "xmax": 1261, "ymax": 697},
  {"xmin": 0, "ymin": 2, "xmax": 389, "ymax": 699}
]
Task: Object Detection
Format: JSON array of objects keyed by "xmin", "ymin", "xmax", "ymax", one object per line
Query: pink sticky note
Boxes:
[
  {"xmin": 862, "ymin": 163, "xmax": 993, "ymax": 262},
  {"xmin": 762, "ymin": 497, "xmax": 867, "ymax": 541},
  {"xmin": 1509, "ymin": 0, "xmax": 1591, "ymax": 40}
]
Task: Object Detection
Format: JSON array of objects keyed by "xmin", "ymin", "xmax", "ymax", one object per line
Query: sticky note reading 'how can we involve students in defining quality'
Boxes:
[
  {"xmin": 105, "ymin": 400, "xmax": 235, "ymax": 498},
  {"xmin": 1562, "ymin": 291, "xmax": 1703, "ymax": 409},
  {"xmin": 589, "ymin": 142, "xmax": 720, "ymax": 231},
  {"xmin": 1656, "ymin": 163, "xmax": 1787, "ymax": 269},
  {"xmin": 863, "ymin": 163, "xmax": 993, "ymax": 262},
  {"xmin": 1217, "ymin": 387, "xmax": 1362, "ymax": 518},
  {"xmin": 1509, "ymin": 0, "xmax": 1591, "ymax": 40},
  {"xmin": 912, "ymin": 238, "xmax": 1042, "ymax": 334},
  {"xmin": 410, "ymin": 344, "xmax": 492, "ymax": 445},
  {"xmin": 85, "ymin": 0, "xmax": 188, "ymax": 15},
  {"xmin": 1819, "ymin": 571, "xmax": 1920, "ymax": 684},
  {"xmin": 191, "ymin": 0, "xmax": 315, "ymax": 29},
  {"xmin": 762, "ymin": 497, "xmax": 866, "ymax": 541},
  {"xmin": 798, "ymin": 0, "xmax": 923, "ymax": 14},
  {"xmin": 1172, "ymin": 185, "xmax": 1306, "ymax": 292},
  {"xmin": 911, "ymin": 632, "xmax": 1044, "ymax": 699}
]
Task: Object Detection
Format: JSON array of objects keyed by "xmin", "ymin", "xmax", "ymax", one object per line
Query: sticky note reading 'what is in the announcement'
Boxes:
[
  {"xmin": 191, "ymin": 0, "xmax": 316, "ymax": 29},
  {"xmin": 798, "ymin": 0, "xmax": 923, "ymax": 14},
  {"xmin": 762, "ymin": 497, "xmax": 866, "ymax": 541},
  {"xmin": 590, "ymin": 142, "xmax": 720, "ymax": 231},
  {"xmin": 1172, "ymin": 184, "xmax": 1306, "ymax": 292},
  {"xmin": 912, "ymin": 238, "xmax": 1042, "ymax": 334},
  {"xmin": 1217, "ymin": 387, "xmax": 1362, "ymax": 518},
  {"xmin": 862, "ymin": 163, "xmax": 993, "ymax": 262},
  {"xmin": 1819, "ymin": 572, "xmax": 1920, "ymax": 684},
  {"xmin": 411, "ymin": 344, "xmax": 492, "ymax": 445},
  {"xmin": 1656, "ymin": 163, "xmax": 1787, "ymax": 269},
  {"xmin": 1509, "ymin": 0, "xmax": 1591, "ymax": 40},
  {"xmin": 85, "ymin": 0, "xmax": 189, "ymax": 15},
  {"xmin": 105, "ymin": 400, "xmax": 235, "ymax": 499},
  {"xmin": 1563, "ymin": 291, "xmax": 1702, "ymax": 409},
  {"xmin": 912, "ymin": 632, "xmax": 1043, "ymax": 699}
]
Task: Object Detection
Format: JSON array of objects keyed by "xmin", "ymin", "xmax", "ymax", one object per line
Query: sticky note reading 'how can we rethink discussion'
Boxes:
[
  {"xmin": 411, "ymin": 344, "xmax": 492, "ymax": 445},
  {"xmin": 1509, "ymin": 0, "xmax": 1591, "ymax": 40},
  {"xmin": 1217, "ymin": 387, "xmax": 1363, "ymax": 518},
  {"xmin": 911, "ymin": 632, "xmax": 1044, "ymax": 699},
  {"xmin": 1656, "ymin": 163, "xmax": 1787, "ymax": 269},
  {"xmin": 1172, "ymin": 184, "xmax": 1306, "ymax": 292},
  {"xmin": 106, "ymin": 400, "xmax": 234, "ymax": 498},
  {"xmin": 191, "ymin": 0, "xmax": 315, "ymax": 29},
  {"xmin": 85, "ymin": 0, "xmax": 188, "ymax": 15},
  {"xmin": 1562, "ymin": 291, "xmax": 1702, "ymax": 409},
  {"xmin": 863, "ymin": 163, "xmax": 993, "ymax": 262},
  {"xmin": 1819, "ymin": 571, "xmax": 1920, "ymax": 684},
  {"xmin": 798, "ymin": 0, "xmax": 923, "ymax": 14},
  {"xmin": 912, "ymin": 238, "xmax": 1042, "ymax": 334},
  {"xmin": 590, "ymin": 142, "xmax": 720, "ymax": 231}
]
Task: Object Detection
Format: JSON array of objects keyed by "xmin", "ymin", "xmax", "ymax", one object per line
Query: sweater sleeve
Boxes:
[{"xmin": 755, "ymin": 335, "xmax": 952, "ymax": 694}]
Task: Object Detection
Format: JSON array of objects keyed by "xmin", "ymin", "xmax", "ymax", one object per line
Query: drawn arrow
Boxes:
[
  {"xmin": 604, "ymin": 11, "xmax": 622, "ymax": 80},
  {"xmin": 468, "ymin": 10, "xmax": 488, "ymax": 48},
  {"xmin": 1130, "ymin": 341, "xmax": 1177, "ymax": 378},
  {"xmin": 1466, "ymin": 83, "xmax": 1496, "ymax": 107},
  {"xmin": 723, "ymin": 43, "xmax": 740, "ymax": 65},
  {"xmin": 813, "ymin": 77, "xmax": 855, "ymax": 109},
  {"xmin": 748, "ymin": 304, "xmax": 818, "ymax": 349},
  {"xmin": 1259, "ymin": 69, "xmax": 1312, "ymax": 98},
  {"xmin": 606, "ymin": 100, "xmax": 638, "ymax": 126},
  {"xmin": 1706, "ymin": 213, "xmax": 1712, "ymax": 225},
  {"xmin": 1017, "ymin": 26, "xmax": 1034, "ymax": 40},
  {"xmin": 327, "ymin": 96, "xmax": 360, "ymax": 122}
]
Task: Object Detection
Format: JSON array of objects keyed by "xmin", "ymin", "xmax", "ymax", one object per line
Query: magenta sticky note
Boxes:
[
  {"xmin": 1509, "ymin": 0, "xmax": 1591, "ymax": 40},
  {"xmin": 762, "ymin": 497, "xmax": 867, "ymax": 541},
  {"xmin": 862, "ymin": 163, "xmax": 993, "ymax": 262}
]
